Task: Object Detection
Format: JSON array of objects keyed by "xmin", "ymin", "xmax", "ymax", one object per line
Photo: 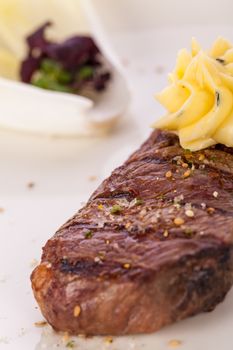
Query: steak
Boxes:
[{"xmin": 31, "ymin": 129, "xmax": 233, "ymax": 335}]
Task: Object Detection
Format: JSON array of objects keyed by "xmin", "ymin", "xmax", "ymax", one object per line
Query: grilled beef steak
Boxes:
[{"xmin": 31, "ymin": 129, "xmax": 233, "ymax": 335}]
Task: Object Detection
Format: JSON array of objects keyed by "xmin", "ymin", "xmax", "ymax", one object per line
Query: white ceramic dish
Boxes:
[
  {"xmin": 0, "ymin": 0, "xmax": 130, "ymax": 136},
  {"xmin": 1, "ymin": 1, "xmax": 233, "ymax": 349}
]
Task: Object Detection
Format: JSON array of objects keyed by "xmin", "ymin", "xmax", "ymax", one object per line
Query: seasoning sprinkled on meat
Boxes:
[{"xmin": 31, "ymin": 129, "xmax": 233, "ymax": 335}]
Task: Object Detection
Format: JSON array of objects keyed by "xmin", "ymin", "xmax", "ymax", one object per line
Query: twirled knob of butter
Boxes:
[{"xmin": 153, "ymin": 37, "xmax": 233, "ymax": 151}]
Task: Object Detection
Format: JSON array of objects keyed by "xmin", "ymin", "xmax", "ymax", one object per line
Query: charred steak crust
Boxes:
[{"xmin": 31, "ymin": 129, "xmax": 233, "ymax": 335}]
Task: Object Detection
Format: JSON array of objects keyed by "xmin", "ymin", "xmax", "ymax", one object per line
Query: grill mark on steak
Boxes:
[
  {"xmin": 31, "ymin": 129, "xmax": 233, "ymax": 335},
  {"xmin": 59, "ymin": 258, "xmax": 150, "ymax": 280}
]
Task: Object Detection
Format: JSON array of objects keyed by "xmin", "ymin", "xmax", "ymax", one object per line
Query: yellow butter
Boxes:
[{"xmin": 154, "ymin": 37, "xmax": 233, "ymax": 151}]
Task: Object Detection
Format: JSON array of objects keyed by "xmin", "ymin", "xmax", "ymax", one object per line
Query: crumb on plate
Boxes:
[
  {"xmin": 155, "ymin": 65, "xmax": 165, "ymax": 74},
  {"xmin": 88, "ymin": 176, "xmax": 97, "ymax": 182},
  {"xmin": 27, "ymin": 182, "xmax": 35, "ymax": 189},
  {"xmin": 168, "ymin": 339, "xmax": 182, "ymax": 348},
  {"xmin": 104, "ymin": 336, "xmax": 113, "ymax": 344},
  {"xmin": 34, "ymin": 321, "xmax": 47, "ymax": 327},
  {"xmin": 66, "ymin": 340, "xmax": 76, "ymax": 348}
]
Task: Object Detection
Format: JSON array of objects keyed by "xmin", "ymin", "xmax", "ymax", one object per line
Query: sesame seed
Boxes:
[
  {"xmin": 183, "ymin": 169, "xmax": 191, "ymax": 178},
  {"xmin": 185, "ymin": 209, "xmax": 194, "ymax": 217},
  {"xmin": 165, "ymin": 170, "xmax": 172, "ymax": 178},
  {"xmin": 201, "ymin": 202, "xmax": 206, "ymax": 209},
  {"xmin": 105, "ymin": 240, "xmax": 110, "ymax": 245},
  {"xmin": 213, "ymin": 191, "xmax": 219, "ymax": 198},
  {"xmin": 173, "ymin": 155, "xmax": 182, "ymax": 163},
  {"xmin": 98, "ymin": 204, "xmax": 103, "ymax": 210},
  {"xmin": 73, "ymin": 305, "xmax": 81, "ymax": 317},
  {"xmin": 199, "ymin": 164, "xmax": 205, "ymax": 169},
  {"xmin": 94, "ymin": 257, "xmax": 100, "ymax": 262},
  {"xmin": 184, "ymin": 202, "xmax": 192, "ymax": 210},
  {"xmin": 174, "ymin": 194, "xmax": 184, "ymax": 204},
  {"xmin": 163, "ymin": 230, "xmax": 169, "ymax": 237},
  {"xmin": 174, "ymin": 217, "xmax": 184, "ymax": 226}
]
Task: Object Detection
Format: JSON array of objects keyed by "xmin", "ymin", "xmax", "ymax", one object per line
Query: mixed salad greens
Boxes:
[{"xmin": 20, "ymin": 22, "xmax": 111, "ymax": 94}]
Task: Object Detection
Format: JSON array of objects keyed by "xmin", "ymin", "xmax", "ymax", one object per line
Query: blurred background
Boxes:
[{"xmin": 88, "ymin": 0, "xmax": 233, "ymax": 31}]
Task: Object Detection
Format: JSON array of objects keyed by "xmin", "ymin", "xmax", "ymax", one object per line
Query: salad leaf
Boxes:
[{"xmin": 20, "ymin": 22, "xmax": 111, "ymax": 94}]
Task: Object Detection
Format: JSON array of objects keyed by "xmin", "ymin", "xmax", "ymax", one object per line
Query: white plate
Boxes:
[{"xmin": 1, "ymin": 2, "xmax": 233, "ymax": 349}]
